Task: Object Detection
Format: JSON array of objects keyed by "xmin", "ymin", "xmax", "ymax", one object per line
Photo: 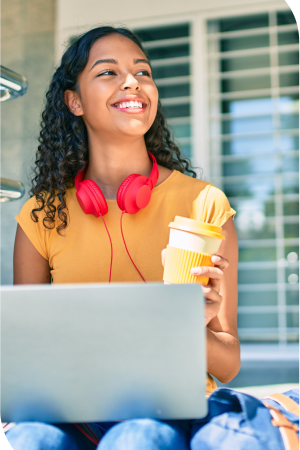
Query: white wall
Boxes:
[{"xmin": 55, "ymin": 0, "xmax": 288, "ymax": 60}]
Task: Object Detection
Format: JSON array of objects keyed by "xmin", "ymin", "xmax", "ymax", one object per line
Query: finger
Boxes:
[
  {"xmin": 211, "ymin": 254, "xmax": 229, "ymax": 270},
  {"xmin": 205, "ymin": 303, "xmax": 221, "ymax": 326},
  {"xmin": 161, "ymin": 248, "xmax": 166, "ymax": 267},
  {"xmin": 203, "ymin": 288, "xmax": 223, "ymax": 325},
  {"xmin": 190, "ymin": 266, "xmax": 223, "ymax": 280},
  {"xmin": 205, "ymin": 301, "xmax": 221, "ymax": 326},
  {"xmin": 201, "ymin": 285, "xmax": 223, "ymax": 304}
]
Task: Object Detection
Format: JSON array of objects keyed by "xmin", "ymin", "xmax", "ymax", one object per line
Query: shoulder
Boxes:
[
  {"xmin": 16, "ymin": 188, "xmax": 74, "ymax": 226},
  {"xmin": 17, "ymin": 195, "xmax": 44, "ymax": 221},
  {"xmin": 194, "ymin": 184, "xmax": 236, "ymax": 227},
  {"xmin": 15, "ymin": 189, "xmax": 74, "ymax": 259},
  {"xmin": 15, "ymin": 195, "xmax": 51, "ymax": 260},
  {"xmin": 201, "ymin": 184, "xmax": 231, "ymax": 206},
  {"xmin": 17, "ymin": 192, "xmax": 55, "ymax": 219},
  {"xmin": 163, "ymin": 170, "xmax": 213, "ymax": 193},
  {"xmin": 170, "ymin": 171, "xmax": 231, "ymax": 206},
  {"xmin": 15, "ymin": 195, "xmax": 52, "ymax": 244},
  {"xmin": 157, "ymin": 171, "xmax": 235, "ymax": 226}
]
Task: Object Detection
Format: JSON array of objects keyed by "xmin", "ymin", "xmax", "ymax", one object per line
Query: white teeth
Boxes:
[{"xmin": 115, "ymin": 100, "xmax": 144, "ymax": 108}]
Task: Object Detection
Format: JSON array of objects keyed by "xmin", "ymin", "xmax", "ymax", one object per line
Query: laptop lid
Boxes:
[{"xmin": 1, "ymin": 283, "xmax": 207, "ymax": 423}]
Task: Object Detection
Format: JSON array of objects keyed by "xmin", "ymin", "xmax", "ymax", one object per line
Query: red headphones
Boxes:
[
  {"xmin": 74, "ymin": 152, "xmax": 159, "ymax": 283},
  {"xmin": 74, "ymin": 152, "xmax": 159, "ymax": 216}
]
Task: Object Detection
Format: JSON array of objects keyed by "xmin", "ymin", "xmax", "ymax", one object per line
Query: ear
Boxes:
[{"xmin": 64, "ymin": 90, "xmax": 84, "ymax": 116}]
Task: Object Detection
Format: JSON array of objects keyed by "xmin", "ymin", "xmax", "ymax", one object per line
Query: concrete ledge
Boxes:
[{"xmin": 240, "ymin": 344, "xmax": 299, "ymax": 362}]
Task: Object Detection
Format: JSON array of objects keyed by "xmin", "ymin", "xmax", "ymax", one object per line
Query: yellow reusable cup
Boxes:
[{"xmin": 163, "ymin": 216, "xmax": 225, "ymax": 285}]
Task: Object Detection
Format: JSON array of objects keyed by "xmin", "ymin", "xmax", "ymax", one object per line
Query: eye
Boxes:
[
  {"xmin": 138, "ymin": 70, "xmax": 150, "ymax": 77},
  {"xmin": 97, "ymin": 70, "xmax": 115, "ymax": 77},
  {"xmin": 97, "ymin": 70, "xmax": 151, "ymax": 77}
]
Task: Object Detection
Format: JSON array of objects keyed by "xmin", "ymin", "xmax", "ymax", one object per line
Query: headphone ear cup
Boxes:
[
  {"xmin": 117, "ymin": 174, "xmax": 151, "ymax": 214},
  {"xmin": 117, "ymin": 174, "xmax": 140, "ymax": 211},
  {"xmin": 76, "ymin": 180, "xmax": 108, "ymax": 217}
]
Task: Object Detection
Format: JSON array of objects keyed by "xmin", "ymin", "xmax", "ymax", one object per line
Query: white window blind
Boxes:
[
  {"xmin": 135, "ymin": 24, "xmax": 192, "ymax": 158},
  {"xmin": 206, "ymin": 10, "xmax": 299, "ymax": 343}
]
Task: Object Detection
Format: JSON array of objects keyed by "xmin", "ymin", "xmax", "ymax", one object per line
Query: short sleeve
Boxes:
[
  {"xmin": 15, "ymin": 196, "xmax": 50, "ymax": 260},
  {"xmin": 192, "ymin": 185, "xmax": 236, "ymax": 227}
]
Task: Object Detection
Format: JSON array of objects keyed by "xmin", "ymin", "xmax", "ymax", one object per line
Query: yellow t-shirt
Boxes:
[{"xmin": 16, "ymin": 170, "xmax": 236, "ymax": 394}]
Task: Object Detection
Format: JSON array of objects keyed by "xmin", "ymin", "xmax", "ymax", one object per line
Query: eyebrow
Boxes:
[{"xmin": 89, "ymin": 58, "xmax": 150, "ymax": 71}]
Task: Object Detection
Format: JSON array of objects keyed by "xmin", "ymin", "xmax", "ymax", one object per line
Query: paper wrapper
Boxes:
[{"xmin": 163, "ymin": 245, "xmax": 214, "ymax": 285}]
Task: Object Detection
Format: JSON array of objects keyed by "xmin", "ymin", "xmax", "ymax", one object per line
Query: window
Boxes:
[
  {"xmin": 135, "ymin": 24, "xmax": 192, "ymax": 158},
  {"xmin": 207, "ymin": 10, "xmax": 299, "ymax": 343}
]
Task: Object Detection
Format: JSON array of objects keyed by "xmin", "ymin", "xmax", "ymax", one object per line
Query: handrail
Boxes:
[
  {"xmin": 1, "ymin": 66, "xmax": 28, "ymax": 201},
  {"xmin": 0, "ymin": 178, "xmax": 25, "ymax": 202},
  {"xmin": 0, "ymin": 66, "xmax": 28, "ymax": 102}
]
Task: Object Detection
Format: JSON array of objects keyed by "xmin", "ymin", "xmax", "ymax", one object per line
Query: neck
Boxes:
[{"xmin": 84, "ymin": 134, "xmax": 152, "ymax": 200}]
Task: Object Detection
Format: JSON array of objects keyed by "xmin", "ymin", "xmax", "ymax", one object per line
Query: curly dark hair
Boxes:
[{"xmin": 31, "ymin": 26, "xmax": 197, "ymax": 234}]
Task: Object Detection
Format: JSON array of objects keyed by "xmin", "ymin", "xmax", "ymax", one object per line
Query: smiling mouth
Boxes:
[{"xmin": 112, "ymin": 100, "xmax": 147, "ymax": 113}]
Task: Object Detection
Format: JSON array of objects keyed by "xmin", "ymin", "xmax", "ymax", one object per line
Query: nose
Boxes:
[{"xmin": 120, "ymin": 73, "xmax": 140, "ymax": 91}]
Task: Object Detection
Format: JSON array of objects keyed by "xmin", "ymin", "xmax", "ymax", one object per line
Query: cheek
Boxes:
[
  {"xmin": 82, "ymin": 83, "xmax": 110, "ymax": 115},
  {"xmin": 81, "ymin": 92, "xmax": 112, "ymax": 132},
  {"xmin": 148, "ymin": 85, "xmax": 159, "ymax": 119},
  {"xmin": 150, "ymin": 83, "xmax": 159, "ymax": 103}
]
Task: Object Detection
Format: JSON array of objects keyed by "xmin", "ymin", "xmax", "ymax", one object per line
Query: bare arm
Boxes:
[
  {"xmin": 14, "ymin": 224, "xmax": 51, "ymax": 284},
  {"xmin": 162, "ymin": 216, "xmax": 240, "ymax": 383},
  {"xmin": 196, "ymin": 217, "xmax": 240, "ymax": 383}
]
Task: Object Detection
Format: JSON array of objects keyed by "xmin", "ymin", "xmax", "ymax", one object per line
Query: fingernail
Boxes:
[{"xmin": 191, "ymin": 268, "xmax": 202, "ymax": 275}]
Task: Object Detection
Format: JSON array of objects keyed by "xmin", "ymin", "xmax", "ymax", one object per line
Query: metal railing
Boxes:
[
  {"xmin": 0, "ymin": 66, "xmax": 28, "ymax": 102},
  {"xmin": 1, "ymin": 65, "xmax": 27, "ymax": 202},
  {"xmin": 0, "ymin": 178, "xmax": 25, "ymax": 202}
]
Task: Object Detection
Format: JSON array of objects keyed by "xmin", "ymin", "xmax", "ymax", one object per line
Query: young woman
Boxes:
[{"xmin": 8, "ymin": 26, "xmax": 240, "ymax": 450}]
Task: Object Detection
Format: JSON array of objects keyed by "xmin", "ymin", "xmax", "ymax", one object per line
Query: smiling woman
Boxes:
[
  {"xmin": 65, "ymin": 35, "xmax": 159, "ymax": 146},
  {"xmin": 10, "ymin": 25, "xmax": 239, "ymax": 450},
  {"xmin": 24, "ymin": 27, "xmax": 195, "ymax": 234}
]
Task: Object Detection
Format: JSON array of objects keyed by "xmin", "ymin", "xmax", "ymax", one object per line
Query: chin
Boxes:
[{"xmin": 118, "ymin": 123, "xmax": 151, "ymax": 137}]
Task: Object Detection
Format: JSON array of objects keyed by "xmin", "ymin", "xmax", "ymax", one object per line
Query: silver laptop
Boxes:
[{"xmin": 1, "ymin": 283, "xmax": 207, "ymax": 423}]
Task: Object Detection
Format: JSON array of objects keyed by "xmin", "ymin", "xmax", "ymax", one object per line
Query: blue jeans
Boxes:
[{"xmin": 6, "ymin": 420, "xmax": 191, "ymax": 450}]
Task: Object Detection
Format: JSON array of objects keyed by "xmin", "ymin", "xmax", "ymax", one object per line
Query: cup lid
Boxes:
[{"xmin": 168, "ymin": 216, "xmax": 225, "ymax": 240}]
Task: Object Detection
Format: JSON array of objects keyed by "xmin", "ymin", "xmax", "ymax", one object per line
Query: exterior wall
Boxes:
[
  {"xmin": 53, "ymin": 0, "xmax": 299, "ymax": 384},
  {"xmin": 0, "ymin": 0, "xmax": 291, "ymax": 285},
  {"xmin": 55, "ymin": 0, "xmax": 290, "ymax": 182},
  {"xmin": 0, "ymin": 0, "xmax": 298, "ymax": 386},
  {"xmin": 1, "ymin": 0, "xmax": 55, "ymax": 284},
  {"xmin": 56, "ymin": 0, "xmax": 288, "ymax": 59}
]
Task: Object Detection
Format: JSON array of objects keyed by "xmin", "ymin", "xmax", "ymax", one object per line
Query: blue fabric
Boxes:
[
  {"xmin": 93, "ymin": 421, "xmax": 117, "ymax": 436},
  {"xmin": 6, "ymin": 422, "xmax": 79, "ymax": 450},
  {"xmin": 97, "ymin": 419, "xmax": 190, "ymax": 450},
  {"xmin": 5, "ymin": 389, "xmax": 299, "ymax": 450},
  {"xmin": 5, "ymin": 420, "xmax": 190, "ymax": 450},
  {"xmin": 190, "ymin": 388, "xmax": 299, "ymax": 450}
]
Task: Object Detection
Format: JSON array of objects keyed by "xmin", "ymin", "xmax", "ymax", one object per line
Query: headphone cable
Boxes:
[
  {"xmin": 73, "ymin": 424, "xmax": 99, "ymax": 445},
  {"xmin": 100, "ymin": 214, "xmax": 113, "ymax": 283},
  {"xmin": 120, "ymin": 211, "xmax": 146, "ymax": 283}
]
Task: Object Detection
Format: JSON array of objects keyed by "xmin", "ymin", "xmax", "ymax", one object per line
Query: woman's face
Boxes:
[{"xmin": 68, "ymin": 33, "xmax": 159, "ymax": 139}]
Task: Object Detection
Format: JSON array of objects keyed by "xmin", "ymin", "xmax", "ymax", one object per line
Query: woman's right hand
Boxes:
[{"xmin": 161, "ymin": 248, "xmax": 227, "ymax": 326}]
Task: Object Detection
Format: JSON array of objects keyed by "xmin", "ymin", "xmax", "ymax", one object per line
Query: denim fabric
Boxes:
[
  {"xmin": 5, "ymin": 420, "xmax": 191, "ymax": 450},
  {"xmin": 5, "ymin": 422, "xmax": 110, "ymax": 450},
  {"xmin": 97, "ymin": 419, "xmax": 191, "ymax": 450},
  {"xmin": 5, "ymin": 390, "xmax": 299, "ymax": 450},
  {"xmin": 6, "ymin": 422, "xmax": 79, "ymax": 450},
  {"xmin": 190, "ymin": 389, "xmax": 299, "ymax": 450}
]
